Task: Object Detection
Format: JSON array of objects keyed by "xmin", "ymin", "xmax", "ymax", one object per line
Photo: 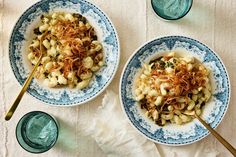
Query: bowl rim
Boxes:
[
  {"xmin": 119, "ymin": 35, "xmax": 231, "ymax": 146},
  {"xmin": 8, "ymin": 0, "xmax": 120, "ymax": 107}
]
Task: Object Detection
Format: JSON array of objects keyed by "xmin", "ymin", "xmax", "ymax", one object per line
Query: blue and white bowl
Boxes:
[
  {"xmin": 120, "ymin": 36, "xmax": 230, "ymax": 145},
  {"xmin": 9, "ymin": 0, "xmax": 120, "ymax": 106}
]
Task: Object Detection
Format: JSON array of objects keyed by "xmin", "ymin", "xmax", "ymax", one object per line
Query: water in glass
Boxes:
[
  {"xmin": 152, "ymin": 0, "xmax": 192, "ymax": 20},
  {"xmin": 22, "ymin": 113, "xmax": 58, "ymax": 148}
]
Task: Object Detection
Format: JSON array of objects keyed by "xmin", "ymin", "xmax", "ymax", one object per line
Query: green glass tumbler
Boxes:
[
  {"xmin": 151, "ymin": 0, "xmax": 193, "ymax": 20},
  {"xmin": 16, "ymin": 111, "xmax": 59, "ymax": 153}
]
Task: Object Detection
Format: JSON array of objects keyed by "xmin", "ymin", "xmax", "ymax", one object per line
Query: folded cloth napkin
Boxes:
[{"xmin": 79, "ymin": 90, "xmax": 219, "ymax": 157}]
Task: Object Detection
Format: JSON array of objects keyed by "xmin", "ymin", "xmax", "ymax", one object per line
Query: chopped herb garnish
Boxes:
[
  {"xmin": 73, "ymin": 13, "xmax": 83, "ymax": 19},
  {"xmin": 80, "ymin": 17, "xmax": 87, "ymax": 24},
  {"xmin": 44, "ymin": 72, "xmax": 49, "ymax": 77},
  {"xmin": 40, "ymin": 15, "xmax": 44, "ymax": 20},
  {"xmin": 159, "ymin": 60, "xmax": 165, "ymax": 69},
  {"xmin": 188, "ymin": 93, "xmax": 193, "ymax": 98},
  {"xmin": 92, "ymin": 35, "xmax": 97, "ymax": 40},
  {"xmin": 165, "ymin": 61, "xmax": 174, "ymax": 68},
  {"xmin": 173, "ymin": 58, "xmax": 177, "ymax": 63},
  {"xmin": 33, "ymin": 27, "xmax": 42, "ymax": 35}
]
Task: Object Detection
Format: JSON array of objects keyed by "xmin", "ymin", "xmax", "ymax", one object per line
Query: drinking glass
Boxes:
[
  {"xmin": 16, "ymin": 111, "xmax": 59, "ymax": 153},
  {"xmin": 151, "ymin": 0, "xmax": 193, "ymax": 20}
]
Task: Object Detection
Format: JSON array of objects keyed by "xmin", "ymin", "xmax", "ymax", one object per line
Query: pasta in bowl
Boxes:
[
  {"xmin": 134, "ymin": 52, "xmax": 211, "ymax": 126},
  {"xmin": 120, "ymin": 36, "xmax": 230, "ymax": 145},
  {"xmin": 28, "ymin": 12, "xmax": 104, "ymax": 89}
]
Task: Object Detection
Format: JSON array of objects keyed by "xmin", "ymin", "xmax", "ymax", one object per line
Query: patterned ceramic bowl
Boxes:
[
  {"xmin": 120, "ymin": 36, "xmax": 230, "ymax": 145},
  {"xmin": 9, "ymin": 0, "xmax": 120, "ymax": 106}
]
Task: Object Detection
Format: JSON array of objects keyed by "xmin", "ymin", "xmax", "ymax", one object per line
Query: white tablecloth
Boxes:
[{"xmin": 1, "ymin": 0, "xmax": 236, "ymax": 157}]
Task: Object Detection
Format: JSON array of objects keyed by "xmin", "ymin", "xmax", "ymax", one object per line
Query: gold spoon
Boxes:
[
  {"xmin": 5, "ymin": 36, "xmax": 45, "ymax": 121},
  {"xmin": 187, "ymin": 112, "xmax": 236, "ymax": 156}
]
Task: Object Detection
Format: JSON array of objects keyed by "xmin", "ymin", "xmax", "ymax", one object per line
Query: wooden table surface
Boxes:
[{"xmin": 1, "ymin": 0, "xmax": 236, "ymax": 157}]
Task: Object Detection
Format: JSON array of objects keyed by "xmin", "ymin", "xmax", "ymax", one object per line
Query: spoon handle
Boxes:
[
  {"xmin": 195, "ymin": 115, "xmax": 236, "ymax": 156},
  {"xmin": 5, "ymin": 57, "xmax": 42, "ymax": 121}
]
